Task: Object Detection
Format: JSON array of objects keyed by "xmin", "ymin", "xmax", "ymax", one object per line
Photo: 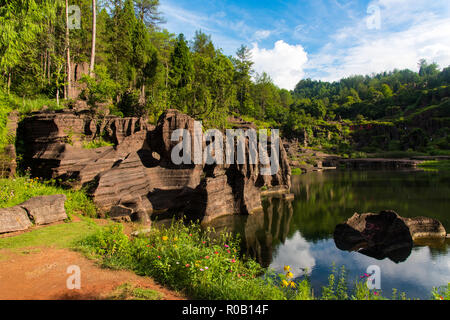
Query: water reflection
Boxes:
[
  {"xmin": 333, "ymin": 211, "xmax": 414, "ymax": 263},
  {"xmin": 207, "ymin": 169, "xmax": 450, "ymax": 299},
  {"xmin": 207, "ymin": 196, "xmax": 294, "ymax": 268}
]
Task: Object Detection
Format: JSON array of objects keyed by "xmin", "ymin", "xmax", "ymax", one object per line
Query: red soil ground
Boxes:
[{"xmin": 0, "ymin": 247, "xmax": 185, "ymax": 300}]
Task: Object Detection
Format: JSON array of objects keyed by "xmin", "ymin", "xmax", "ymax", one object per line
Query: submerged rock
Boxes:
[{"xmin": 334, "ymin": 210, "xmax": 447, "ymax": 263}]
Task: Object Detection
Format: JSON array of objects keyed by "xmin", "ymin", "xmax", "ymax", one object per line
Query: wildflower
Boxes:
[
  {"xmin": 440, "ymin": 296, "xmax": 444, "ymax": 300},
  {"xmin": 189, "ymin": 234, "xmax": 193, "ymax": 237},
  {"xmin": 173, "ymin": 237, "xmax": 178, "ymax": 241},
  {"xmin": 162, "ymin": 236, "xmax": 168, "ymax": 241},
  {"xmin": 238, "ymin": 274, "xmax": 241, "ymax": 278},
  {"xmin": 214, "ymin": 251, "xmax": 219, "ymax": 255},
  {"xmin": 286, "ymin": 272, "xmax": 294, "ymax": 279},
  {"xmin": 173, "ymin": 244, "xmax": 177, "ymax": 248},
  {"xmin": 227, "ymin": 250, "xmax": 231, "ymax": 254},
  {"xmin": 176, "ymin": 262, "xmax": 179, "ymax": 265},
  {"xmin": 185, "ymin": 264, "xmax": 190, "ymax": 268},
  {"xmin": 373, "ymin": 291, "xmax": 379, "ymax": 296},
  {"xmin": 224, "ymin": 244, "xmax": 229, "ymax": 248},
  {"xmin": 284, "ymin": 265, "xmax": 290, "ymax": 272},
  {"xmin": 205, "ymin": 267, "xmax": 209, "ymax": 270},
  {"xmin": 281, "ymin": 280, "xmax": 289, "ymax": 287},
  {"xmin": 289, "ymin": 281, "xmax": 296, "ymax": 289},
  {"xmin": 157, "ymin": 256, "xmax": 161, "ymax": 259},
  {"xmin": 200, "ymin": 268, "xmax": 204, "ymax": 272},
  {"xmin": 202, "ymin": 241, "xmax": 206, "ymax": 244},
  {"xmin": 205, "ymin": 256, "xmax": 210, "ymax": 259},
  {"xmin": 230, "ymin": 259, "xmax": 236, "ymax": 263}
]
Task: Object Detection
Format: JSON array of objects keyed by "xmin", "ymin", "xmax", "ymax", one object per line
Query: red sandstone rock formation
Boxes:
[{"xmin": 20, "ymin": 108, "xmax": 291, "ymax": 225}]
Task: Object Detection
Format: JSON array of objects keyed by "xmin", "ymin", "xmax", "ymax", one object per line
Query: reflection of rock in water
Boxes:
[
  {"xmin": 334, "ymin": 211, "xmax": 413, "ymax": 263},
  {"xmin": 205, "ymin": 196, "xmax": 294, "ymax": 267},
  {"xmin": 334, "ymin": 210, "xmax": 447, "ymax": 263}
]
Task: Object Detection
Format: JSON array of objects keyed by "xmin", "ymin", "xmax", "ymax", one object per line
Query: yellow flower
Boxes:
[
  {"xmin": 173, "ymin": 244, "xmax": 177, "ymax": 248},
  {"xmin": 281, "ymin": 280, "xmax": 289, "ymax": 287},
  {"xmin": 173, "ymin": 237, "xmax": 178, "ymax": 241},
  {"xmin": 284, "ymin": 265, "xmax": 290, "ymax": 272},
  {"xmin": 286, "ymin": 272, "xmax": 294, "ymax": 279},
  {"xmin": 162, "ymin": 236, "xmax": 168, "ymax": 241},
  {"xmin": 289, "ymin": 281, "xmax": 296, "ymax": 288}
]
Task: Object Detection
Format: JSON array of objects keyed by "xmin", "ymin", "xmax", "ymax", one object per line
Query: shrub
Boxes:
[
  {"xmin": 79, "ymin": 65, "xmax": 119, "ymax": 107},
  {"xmin": 0, "ymin": 176, "xmax": 97, "ymax": 218}
]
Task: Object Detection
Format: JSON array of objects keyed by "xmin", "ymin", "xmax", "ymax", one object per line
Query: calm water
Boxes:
[{"xmin": 207, "ymin": 169, "xmax": 450, "ymax": 299}]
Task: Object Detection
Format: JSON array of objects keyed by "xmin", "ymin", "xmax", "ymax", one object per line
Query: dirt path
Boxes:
[{"xmin": 0, "ymin": 247, "xmax": 186, "ymax": 300}]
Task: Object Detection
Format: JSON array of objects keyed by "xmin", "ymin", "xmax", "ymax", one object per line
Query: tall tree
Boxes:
[
  {"xmin": 133, "ymin": 0, "xmax": 164, "ymax": 27},
  {"xmin": 233, "ymin": 45, "xmax": 254, "ymax": 115},
  {"xmin": 89, "ymin": 0, "xmax": 97, "ymax": 76},
  {"xmin": 168, "ymin": 33, "xmax": 193, "ymax": 113},
  {"xmin": 65, "ymin": 0, "xmax": 71, "ymax": 98}
]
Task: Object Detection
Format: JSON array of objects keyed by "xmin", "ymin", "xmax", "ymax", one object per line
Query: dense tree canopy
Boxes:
[{"xmin": 0, "ymin": 0, "xmax": 449, "ymax": 135}]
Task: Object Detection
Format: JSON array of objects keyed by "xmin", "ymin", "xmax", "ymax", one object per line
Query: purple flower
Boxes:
[{"xmin": 200, "ymin": 268, "xmax": 204, "ymax": 272}]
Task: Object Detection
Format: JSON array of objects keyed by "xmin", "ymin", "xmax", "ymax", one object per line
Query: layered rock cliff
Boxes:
[{"xmin": 20, "ymin": 108, "xmax": 291, "ymax": 224}]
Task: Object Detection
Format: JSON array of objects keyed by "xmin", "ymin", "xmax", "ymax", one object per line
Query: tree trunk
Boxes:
[
  {"xmin": 89, "ymin": 0, "xmax": 97, "ymax": 77},
  {"xmin": 7, "ymin": 71, "xmax": 11, "ymax": 95},
  {"xmin": 56, "ymin": 87, "xmax": 60, "ymax": 106},
  {"xmin": 65, "ymin": 0, "xmax": 72, "ymax": 99}
]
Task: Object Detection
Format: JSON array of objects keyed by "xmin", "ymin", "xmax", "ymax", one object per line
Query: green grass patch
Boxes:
[
  {"xmin": 106, "ymin": 282, "xmax": 163, "ymax": 300},
  {"xmin": 369, "ymin": 150, "xmax": 428, "ymax": 159},
  {"xmin": 0, "ymin": 176, "xmax": 98, "ymax": 218},
  {"xmin": 291, "ymin": 168, "xmax": 303, "ymax": 175},
  {"xmin": 0, "ymin": 218, "xmax": 100, "ymax": 250},
  {"xmin": 82, "ymin": 138, "xmax": 114, "ymax": 149},
  {"xmin": 418, "ymin": 160, "xmax": 450, "ymax": 172}
]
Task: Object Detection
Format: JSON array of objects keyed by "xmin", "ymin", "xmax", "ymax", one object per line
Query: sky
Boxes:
[{"xmin": 158, "ymin": 0, "xmax": 450, "ymax": 90}]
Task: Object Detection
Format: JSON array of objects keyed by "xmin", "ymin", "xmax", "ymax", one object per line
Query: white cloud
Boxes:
[
  {"xmin": 254, "ymin": 30, "xmax": 272, "ymax": 41},
  {"xmin": 250, "ymin": 40, "xmax": 308, "ymax": 90},
  {"xmin": 307, "ymin": 0, "xmax": 450, "ymax": 81},
  {"xmin": 270, "ymin": 232, "xmax": 316, "ymax": 278}
]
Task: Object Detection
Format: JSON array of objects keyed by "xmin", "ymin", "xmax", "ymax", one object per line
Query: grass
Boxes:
[
  {"xmin": 106, "ymin": 282, "xmax": 163, "ymax": 300},
  {"xmin": 0, "ymin": 176, "xmax": 98, "ymax": 218},
  {"xmin": 82, "ymin": 138, "xmax": 114, "ymax": 149},
  {"xmin": 291, "ymin": 168, "xmax": 303, "ymax": 175},
  {"xmin": 0, "ymin": 217, "xmax": 101, "ymax": 251},
  {"xmin": 369, "ymin": 150, "xmax": 428, "ymax": 159},
  {"xmin": 418, "ymin": 160, "xmax": 450, "ymax": 172}
]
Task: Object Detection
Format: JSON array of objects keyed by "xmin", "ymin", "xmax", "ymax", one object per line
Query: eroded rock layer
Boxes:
[{"xmin": 20, "ymin": 109, "xmax": 291, "ymax": 224}]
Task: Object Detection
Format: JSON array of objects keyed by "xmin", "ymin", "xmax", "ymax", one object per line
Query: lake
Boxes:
[{"xmin": 207, "ymin": 169, "xmax": 450, "ymax": 299}]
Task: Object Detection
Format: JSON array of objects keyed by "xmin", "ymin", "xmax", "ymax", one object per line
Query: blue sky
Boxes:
[{"xmin": 159, "ymin": 0, "xmax": 450, "ymax": 89}]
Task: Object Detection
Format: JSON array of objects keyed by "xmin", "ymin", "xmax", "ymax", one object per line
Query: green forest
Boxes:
[{"xmin": 1, "ymin": 0, "xmax": 450, "ymax": 156}]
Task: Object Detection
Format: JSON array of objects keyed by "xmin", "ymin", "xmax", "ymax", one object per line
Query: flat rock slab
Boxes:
[
  {"xmin": 0, "ymin": 206, "xmax": 33, "ymax": 234},
  {"xmin": 20, "ymin": 194, "xmax": 67, "ymax": 225}
]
